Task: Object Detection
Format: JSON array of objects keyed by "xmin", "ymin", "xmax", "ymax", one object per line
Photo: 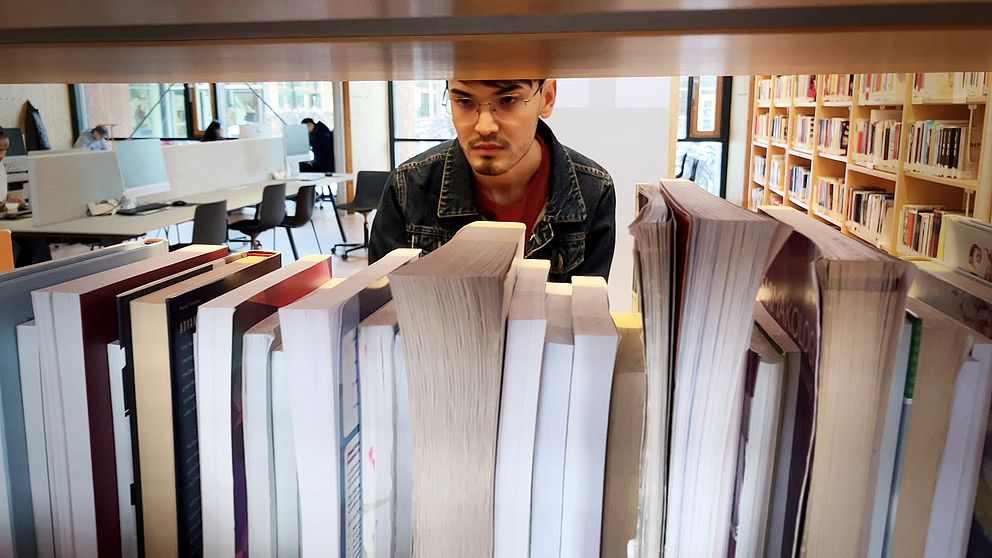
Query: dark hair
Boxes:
[
  {"xmin": 0, "ymin": 129, "xmax": 6, "ymax": 140},
  {"xmin": 92, "ymin": 125, "xmax": 109, "ymax": 137},
  {"xmin": 450, "ymin": 79, "xmax": 547, "ymax": 90},
  {"xmin": 301, "ymin": 118, "xmax": 316, "ymax": 125},
  {"xmin": 202, "ymin": 120, "xmax": 222, "ymax": 142},
  {"xmin": 972, "ymin": 244, "xmax": 983, "ymax": 258}
]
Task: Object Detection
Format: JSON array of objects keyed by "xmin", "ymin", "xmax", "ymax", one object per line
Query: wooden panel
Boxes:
[{"xmin": 3, "ymin": 29, "xmax": 992, "ymax": 84}]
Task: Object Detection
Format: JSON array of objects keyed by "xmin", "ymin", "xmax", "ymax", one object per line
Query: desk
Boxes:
[{"xmin": 7, "ymin": 174, "xmax": 355, "ymax": 247}]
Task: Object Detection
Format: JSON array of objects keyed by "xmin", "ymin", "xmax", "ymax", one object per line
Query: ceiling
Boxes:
[{"xmin": 2, "ymin": 1, "xmax": 991, "ymax": 82}]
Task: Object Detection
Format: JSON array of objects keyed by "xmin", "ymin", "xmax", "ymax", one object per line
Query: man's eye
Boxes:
[
  {"xmin": 453, "ymin": 99, "xmax": 477, "ymax": 110},
  {"xmin": 498, "ymin": 96, "xmax": 520, "ymax": 107}
]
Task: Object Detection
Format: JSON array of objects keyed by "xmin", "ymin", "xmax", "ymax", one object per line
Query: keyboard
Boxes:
[
  {"xmin": 295, "ymin": 172, "xmax": 327, "ymax": 180},
  {"xmin": 118, "ymin": 202, "xmax": 169, "ymax": 216}
]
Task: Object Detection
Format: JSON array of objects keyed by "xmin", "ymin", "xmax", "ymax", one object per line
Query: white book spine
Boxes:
[
  {"xmin": 271, "ymin": 348, "xmax": 301, "ymax": 558},
  {"xmin": 107, "ymin": 342, "xmax": 137, "ymax": 558},
  {"xmin": 393, "ymin": 336, "xmax": 413, "ymax": 558},
  {"xmin": 243, "ymin": 333, "xmax": 278, "ymax": 558}
]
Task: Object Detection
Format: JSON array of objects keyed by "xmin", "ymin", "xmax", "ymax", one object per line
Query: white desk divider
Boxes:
[
  {"xmin": 152, "ymin": 137, "xmax": 286, "ymax": 202},
  {"xmin": 29, "ymin": 150, "xmax": 126, "ymax": 227}
]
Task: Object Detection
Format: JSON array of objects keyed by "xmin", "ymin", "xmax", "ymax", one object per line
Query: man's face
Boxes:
[
  {"xmin": 92, "ymin": 129, "xmax": 105, "ymax": 141},
  {"xmin": 0, "ymin": 137, "xmax": 8, "ymax": 161},
  {"xmin": 448, "ymin": 80, "xmax": 557, "ymax": 177},
  {"xmin": 305, "ymin": 123, "xmax": 315, "ymax": 133}
]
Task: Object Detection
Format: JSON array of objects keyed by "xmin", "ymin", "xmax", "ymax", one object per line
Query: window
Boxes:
[
  {"xmin": 675, "ymin": 76, "xmax": 733, "ymax": 197},
  {"xmin": 75, "ymin": 83, "xmax": 188, "ymax": 139},
  {"xmin": 215, "ymin": 82, "xmax": 335, "ymax": 138},
  {"xmin": 390, "ymin": 80, "xmax": 456, "ymax": 167}
]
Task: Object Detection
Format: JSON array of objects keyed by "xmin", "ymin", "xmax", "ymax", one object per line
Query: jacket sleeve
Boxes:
[
  {"xmin": 572, "ymin": 180, "xmax": 616, "ymax": 281},
  {"xmin": 368, "ymin": 171, "xmax": 408, "ymax": 263}
]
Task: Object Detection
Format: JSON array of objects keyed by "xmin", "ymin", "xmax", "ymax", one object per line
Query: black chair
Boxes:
[
  {"xmin": 674, "ymin": 153, "xmax": 688, "ymax": 178},
  {"xmin": 170, "ymin": 200, "xmax": 228, "ymax": 250},
  {"xmin": 280, "ymin": 184, "xmax": 322, "ymax": 260},
  {"xmin": 332, "ymin": 171, "xmax": 389, "ymax": 260},
  {"xmin": 685, "ymin": 158, "xmax": 701, "ymax": 182},
  {"xmin": 228, "ymin": 184, "xmax": 286, "ymax": 250}
]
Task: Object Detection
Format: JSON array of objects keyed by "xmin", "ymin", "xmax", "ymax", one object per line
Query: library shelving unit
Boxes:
[{"xmin": 746, "ymin": 72, "xmax": 992, "ymax": 257}]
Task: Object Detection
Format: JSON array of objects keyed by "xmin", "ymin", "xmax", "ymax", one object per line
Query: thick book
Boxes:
[
  {"xmin": 196, "ymin": 255, "xmax": 332, "ymax": 558},
  {"xmin": 31, "ymin": 244, "xmax": 228, "ymax": 558},
  {"xmin": 494, "ymin": 260, "xmax": 550, "ymax": 558},
  {"xmin": 129, "ymin": 251, "xmax": 279, "ymax": 558},
  {"xmin": 560, "ymin": 276, "xmax": 619, "ymax": 558},
  {"xmin": 633, "ymin": 180, "xmax": 788, "ymax": 558},
  {"xmin": 269, "ymin": 342, "xmax": 300, "ymax": 558},
  {"xmin": 530, "ymin": 283, "xmax": 575, "ymax": 557},
  {"xmin": 106, "ymin": 341, "xmax": 138, "ymax": 558},
  {"xmin": 389, "ymin": 222, "xmax": 524, "ymax": 557},
  {"xmin": 0, "ymin": 238, "xmax": 165, "ymax": 558},
  {"xmin": 15, "ymin": 320, "xmax": 46, "ymax": 558},
  {"xmin": 600, "ymin": 312, "xmax": 646, "ymax": 558},
  {"xmin": 758, "ymin": 205, "xmax": 913, "ymax": 557},
  {"xmin": 279, "ymin": 248, "xmax": 420, "ymax": 557}
]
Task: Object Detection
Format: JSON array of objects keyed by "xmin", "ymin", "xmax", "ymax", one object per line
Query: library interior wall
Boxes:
[
  {"xmin": 0, "ymin": 84, "xmax": 74, "ymax": 150},
  {"xmin": 725, "ymin": 76, "xmax": 752, "ymax": 207},
  {"xmin": 347, "ymin": 82, "xmax": 392, "ymax": 173},
  {"xmin": 547, "ymin": 77, "xmax": 673, "ymax": 312}
]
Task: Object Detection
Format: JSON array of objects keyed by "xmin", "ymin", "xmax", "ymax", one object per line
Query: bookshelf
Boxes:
[{"xmin": 746, "ymin": 72, "xmax": 992, "ymax": 259}]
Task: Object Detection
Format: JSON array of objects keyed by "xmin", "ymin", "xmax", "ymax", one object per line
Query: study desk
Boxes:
[{"xmin": 6, "ymin": 174, "xmax": 355, "ymax": 247}]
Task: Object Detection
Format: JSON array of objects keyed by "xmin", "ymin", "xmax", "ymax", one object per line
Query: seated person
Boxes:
[
  {"xmin": 74, "ymin": 125, "xmax": 110, "ymax": 151},
  {"xmin": 300, "ymin": 117, "xmax": 335, "ymax": 172},
  {"xmin": 202, "ymin": 120, "xmax": 224, "ymax": 142}
]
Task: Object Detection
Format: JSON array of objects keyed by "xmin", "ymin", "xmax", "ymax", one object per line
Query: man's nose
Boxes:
[{"xmin": 474, "ymin": 107, "xmax": 499, "ymax": 137}]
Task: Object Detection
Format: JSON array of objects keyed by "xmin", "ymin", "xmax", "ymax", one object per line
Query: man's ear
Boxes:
[{"xmin": 539, "ymin": 79, "xmax": 557, "ymax": 118}]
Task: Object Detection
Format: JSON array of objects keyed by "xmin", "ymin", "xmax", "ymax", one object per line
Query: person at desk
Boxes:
[
  {"xmin": 300, "ymin": 117, "xmax": 335, "ymax": 172},
  {"xmin": 368, "ymin": 79, "xmax": 616, "ymax": 282},
  {"xmin": 73, "ymin": 125, "xmax": 110, "ymax": 151},
  {"xmin": 202, "ymin": 120, "xmax": 224, "ymax": 142},
  {"xmin": 0, "ymin": 129, "xmax": 8, "ymax": 203}
]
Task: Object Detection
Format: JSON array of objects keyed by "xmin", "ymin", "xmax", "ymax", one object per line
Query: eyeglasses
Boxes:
[{"xmin": 444, "ymin": 85, "xmax": 544, "ymax": 122}]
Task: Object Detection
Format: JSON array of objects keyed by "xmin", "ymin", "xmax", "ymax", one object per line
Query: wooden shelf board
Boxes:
[
  {"xmin": 848, "ymin": 163, "xmax": 898, "ymax": 181},
  {"xmin": 817, "ymin": 150, "xmax": 848, "ymax": 163},
  {"xmin": 846, "ymin": 221, "xmax": 892, "ymax": 251},
  {"xmin": 789, "ymin": 148, "xmax": 813, "ymax": 160},
  {"xmin": 790, "ymin": 195, "xmax": 811, "ymax": 210},
  {"xmin": 773, "ymin": 101, "xmax": 791, "ymax": 108},
  {"xmin": 769, "ymin": 186, "xmax": 787, "ymax": 197},
  {"xmin": 753, "ymin": 139, "xmax": 769, "ymax": 148},
  {"xmin": 793, "ymin": 100, "xmax": 817, "ymax": 108},
  {"xmin": 911, "ymin": 97, "xmax": 987, "ymax": 106},
  {"xmin": 903, "ymin": 170, "xmax": 979, "ymax": 191},
  {"xmin": 857, "ymin": 99, "xmax": 904, "ymax": 107},
  {"xmin": 822, "ymin": 99, "xmax": 853, "ymax": 107},
  {"xmin": 813, "ymin": 206, "xmax": 844, "ymax": 226},
  {"xmin": 771, "ymin": 140, "xmax": 789, "ymax": 148},
  {"xmin": 757, "ymin": 100, "xmax": 772, "ymax": 108}
]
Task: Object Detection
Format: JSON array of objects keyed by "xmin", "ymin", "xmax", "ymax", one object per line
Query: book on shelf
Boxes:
[
  {"xmin": 753, "ymin": 114, "xmax": 769, "ymax": 138},
  {"xmin": 771, "ymin": 115, "xmax": 789, "ymax": 142},
  {"xmin": 105, "ymin": 340, "xmax": 138, "ymax": 558},
  {"xmin": 852, "ymin": 109, "xmax": 903, "ymax": 169},
  {"xmin": 758, "ymin": 205, "xmax": 914, "ymax": 557},
  {"xmin": 860, "ymin": 72, "xmax": 907, "ymax": 104},
  {"xmin": 0, "ymin": 238, "xmax": 166, "ymax": 558},
  {"xmin": 774, "ymin": 75, "xmax": 793, "ymax": 104},
  {"xmin": 899, "ymin": 205, "xmax": 960, "ymax": 258},
  {"xmin": 788, "ymin": 165, "xmax": 811, "ymax": 203},
  {"xmin": 196, "ymin": 255, "xmax": 333, "ymax": 558},
  {"xmin": 887, "ymin": 298, "xmax": 992, "ymax": 558},
  {"xmin": 822, "ymin": 73, "xmax": 854, "ymax": 102},
  {"xmin": 494, "ymin": 260, "xmax": 550, "ymax": 558},
  {"xmin": 791, "ymin": 115, "xmax": 815, "ymax": 151},
  {"xmin": 629, "ymin": 179, "xmax": 789, "ymax": 557},
  {"xmin": 751, "ymin": 188, "xmax": 764, "ymax": 209},
  {"xmin": 955, "ymin": 71, "xmax": 989, "ymax": 101},
  {"xmin": 849, "ymin": 189, "xmax": 895, "ymax": 239},
  {"xmin": 816, "ymin": 117, "xmax": 849, "ymax": 155},
  {"xmin": 31, "ymin": 243, "xmax": 228, "ymax": 558},
  {"xmin": 794, "ymin": 74, "xmax": 817, "ymax": 103},
  {"xmin": 914, "ymin": 71, "xmax": 990, "ymax": 103},
  {"xmin": 752, "ymin": 154, "xmax": 767, "ymax": 183},
  {"xmin": 814, "ymin": 177, "xmax": 846, "ymax": 215},
  {"xmin": 769, "ymin": 155, "xmax": 785, "ymax": 190},
  {"xmin": 601, "ymin": 312, "xmax": 646, "ymax": 558},
  {"xmin": 938, "ymin": 215, "xmax": 992, "ymax": 284},
  {"xmin": 278, "ymin": 248, "xmax": 420, "ymax": 557},
  {"xmin": 15, "ymin": 320, "xmax": 51, "ymax": 558},
  {"xmin": 757, "ymin": 78, "xmax": 773, "ymax": 102},
  {"xmin": 127, "ymin": 250, "xmax": 279, "ymax": 558},
  {"xmin": 905, "ymin": 119, "xmax": 979, "ymax": 180}
]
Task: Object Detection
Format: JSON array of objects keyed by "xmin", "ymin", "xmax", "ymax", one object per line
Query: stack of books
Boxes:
[
  {"xmin": 792, "ymin": 115, "xmax": 815, "ymax": 151},
  {"xmin": 774, "ymin": 75, "xmax": 793, "ymax": 104},
  {"xmin": 794, "ymin": 74, "xmax": 817, "ymax": 103},
  {"xmin": 852, "ymin": 109, "xmax": 903, "ymax": 170},
  {"xmin": 788, "ymin": 165, "xmax": 812, "ymax": 203},
  {"xmin": 815, "ymin": 176, "xmax": 846, "ymax": 215},
  {"xmin": 754, "ymin": 114, "xmax": 769, "ymax": 139},
  {"xmin": 823, "ymin": 73, "xmax": 855, "ymax": 102},
  {"xmin": 905, "ymin": 119, "xmax": 978, "ymax": 179},
  {"xmin": 753, "ymin": 154, "xmax": 767, "ymax": 184},
  {"xmin": 771, "ymin": 115, "xmax": 789, "ymax": 142},
  {"xmin": 900, "ymin": 204, "xmax": 952, "ymax": 257},
  {"xmin": 860, "ymin": 72, "xmax": 907, "ymax": 104},
  {"xmin": 757, "ymin": 78, "xmax": 773, "ymax": 103},
  {"xmin": 816, "ymin": 117, "xmax": 850, "ymax": 155},
  {"xmin": 913, "ymin": 71, "xmax": 990, "ymax": 103},
  {"xmin": 849, "ymin": 189, "xmax": 895, "ymax": 238},
  {"xmin": 769, "ymin": 155, "xmax": 785, "ymax": 192}
]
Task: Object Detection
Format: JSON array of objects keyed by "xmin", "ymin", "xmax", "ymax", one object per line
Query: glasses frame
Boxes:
[{"xmin": 443, "ymin": 83, "xmax": 545, "ymax": 122}]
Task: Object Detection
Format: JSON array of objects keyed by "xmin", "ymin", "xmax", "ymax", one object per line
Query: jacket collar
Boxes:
[{"xmin": 437, "ymin": 119, "xmax": 587, "ymax": 223}]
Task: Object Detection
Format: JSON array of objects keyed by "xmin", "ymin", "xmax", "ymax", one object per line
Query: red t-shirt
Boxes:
[{"xmin": 475, "ymin": 136, "xmax": 551, "ymax": 239}]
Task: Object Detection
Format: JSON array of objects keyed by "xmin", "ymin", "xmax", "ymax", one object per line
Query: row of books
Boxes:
[
  {"xmin": 795, "ymin": 74, "xmax": 817, "ymax": 103},
  {"xmin": 788, "ymin": 164, "xmax": 811, "ymax": 203},
  {"xmin": 771, "ymin": 114, "xmax": 789, "ymax": 142},
  {"xmin": 815, "ymin": 176, "xmax": 846, "ymax": 215},
  {"xmin": 900, "ymin": 204, "xmax": 956, "ymax": 258},
  {"xmin": 852, "ymin": 109, "xmax": 903, "ymax": 169},
  {"xmin": 816, "ymin": 117, "xmax": 849, "ymax": 155},
  {"xmin": 913, "ymin": 72, "xmax": 990, "ymax": 103},
  {"xmin": 792, "ymin": 115, "xmax": 815, "ymax": 151},
  {"xmin": 632, "ymin": 180, "xmax": 992, "ymax": 556},
  {"xmin": 751, "ymin": 187, "xmax": 764, "ymax": 209},
  {"xmin": 849, "ymin": 189, "xmax": 895, "ymax": 237},
  {"xmin": 860, "ymin": 72, "xmax": 907, "ymax": 104},
  {"xmin": 822, "ymin": 73, "xmax": 855, "ymax": 101},
  {"xmin": 769, "ymin": 154, "xmax": 785, "ymax": 190},
  {"xmin": 774, "ymin": 75, "xmax": 793, "ymax": 104},
  {"xmin": 753, "ymin": 113, "xmax": 769, "ymax": 138},
  {"xmin": 905, "ymin": 119, "xmax": 978, "ymax": 179},
  {"xmin": 757, "ymin": 78, "xmax": 773, "ymax": 102},
  {"xmin": 753, "ymin": 154, "xmax": 767, "ymax": 184}
]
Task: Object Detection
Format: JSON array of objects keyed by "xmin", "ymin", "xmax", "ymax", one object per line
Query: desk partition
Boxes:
[
  {"xmin": 149, "ymin": 137, "xmax": 285, "ymax": 203},
  {"xmin": 29, "ymin": 151, "xmax": 126, "ymax": 227}
]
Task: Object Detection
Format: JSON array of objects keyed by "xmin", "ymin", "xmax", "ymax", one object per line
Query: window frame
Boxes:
[
  {"xmin": 676, "ymin": 76, "xmax": 734, "ymax": 198},
  {"xmin": 388, "ymin": 80, "xmax": 456, "ymax": 168}
]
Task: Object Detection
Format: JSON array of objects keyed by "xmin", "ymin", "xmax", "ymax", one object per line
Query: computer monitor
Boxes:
[
  {"xmin": 282, "ymin": 124, "xmax": 311, "ymax": 178},
  {"xmin": 1, "ymin": 128, "xmax": 27, "ymax": 157},
  {"xmin": 115, "ymin": 139, "xmax": 172, "ymax": 199}
]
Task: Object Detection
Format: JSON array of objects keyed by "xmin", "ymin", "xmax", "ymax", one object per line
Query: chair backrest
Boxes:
[
  {"xmin": 289, "ymin": 184, "xmax": 316, "ymax": 227},
  {"xmin": 686, "ymin": 158, "xmax": 700, "ymax": 182},
  {"xmin": 190, "ymin": 200, "xmax": 229, "ymax": 245},
  {"xmin": 258, "ymin": 183, "xmax": 287, "ymax": 228},
  {"xmin": 674, "ymin": 152, "xmax": 687, "ymax": 178},
  {"xmin": 352, "ymin": 171, "xmax": 391, "ymax": 212}
]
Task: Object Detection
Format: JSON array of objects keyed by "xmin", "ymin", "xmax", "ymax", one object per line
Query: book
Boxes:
[
  {"xmin": 129, "ymin": 251, "xmax": 279, "ymax": 558},
  {"xmin": 888, "ymin": 298, "xmax": 986, "ymax": 557},
  {"xmin": 389, "ymin": 222, "xmax": 524, "ymax": 557},
  {"xmin": 758, "ymin": 205, "xmax": 913, "ymax": 556},
  {"xmin": 940, "ymin": 216, "xmax": 992, "ymax": 284},
  {"xmin": 559, "ymin": 276, "xmax": 619, "ymax": 557},
  {"xmin": 494, "ymin": 259, "xmax": 550, "ymax": 558},
  {"xmin": 269, "ymin": 342, "xmax": 301, "ymax": 558},
  {"xmin": 0, "ymin": 238, "xmax": 165, "ymax": 558},
  {"xmin": 529, "ymin": 283, "xmax": 575, "ymax": 557},
  {"xmin": 31, "ymin": 244, "xmax": 228, "ymax": 558},
  {"xmin": 632, "ymin": 180, "xmax": 788, "ymax": 557},
  {"xmin": 106, "ymin": 341, "xmax": 138, "ymax": 558},
  {"xmin": 600, "ymin": 312, "xmax": 646, "ymax": 558},
  {"xmin": 196, "ymin": 255, "xmax": 332, "ymax": 558},
  {"xmin": 279, "ymin": 248, "xmax": 420, "ymax": 557},
  {"xmin": 15, "ymin": 321, "xmax": 45, "ymax": 558}
]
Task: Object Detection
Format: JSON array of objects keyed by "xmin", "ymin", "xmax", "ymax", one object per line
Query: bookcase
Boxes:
[{"xmin": 746, "ymin": 72, "xmax": 992, "ymax": 257}]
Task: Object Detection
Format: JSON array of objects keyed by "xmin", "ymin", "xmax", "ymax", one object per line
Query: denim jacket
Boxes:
[{"xmin": 368, "ymin": 120, "xmax": 616, "ymax": 282}]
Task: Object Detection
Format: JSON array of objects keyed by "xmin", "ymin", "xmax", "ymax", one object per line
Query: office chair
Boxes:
[
  {"xmin": 685, "ymin": 158, "xmax": 700, "ymax": 182},
  {"xmin": 674, "ymin": 153, "xmax": 687, "ymax": 178},
  {"xmin": 170, "ymin": 200, "xmax": 229, "ymax": 251},
  {"xmin": 228, "ymin": 184, "xmax": 287, "ymax": 250},
  {"xmin": 332, "ymin": 170, "xmax": 389, "ymax": 260},
  {"xmin": 280, "ymin": 184, "xmax": 322, "ymax": 260}
]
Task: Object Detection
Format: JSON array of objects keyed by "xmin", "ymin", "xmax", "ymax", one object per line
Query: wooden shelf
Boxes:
[
  {"xmin": 769, "ymin": 185, "xmax": 787, "ymax": 197},
  {"xmin": 794, "ymin": 100, "xmax": 816, "ymax": 108},
  {"xmin": 848, "ymin": 163, "xmax": 898, "ymax": 181},
  {"xmin": 773, "ymin": 100, "xmax": 791, "ymax": 108},
  {"xmin": 822, "ymin": 99, "xmax": 853, "ymax": 107},
  {"xmin": 857, "ymin": 99, "xmax": 904, "ymax": 107},
  {"xmin": 753, "ymin": 139, "xmax": 769, "ymax": 148},
  {"xmin": 817, "ymin": 150, "xmax": 848, "ymax": 163},
  {"xmin": 911, "ymin": 97, "xmax": 987, "ymax": 106},
  {"xmin": 813, "ymin": 206, "xmax": 844, "ymax": 226},
  {"xmin": 757, "ymin": 100, "xmax": 772, "ymax": 108},
  {"xmin": 903, "ymin": 170, "xmax": 979, "ymax": 191},
  {"xmin": 790, "ymin": 148, "xmax": 813, "ymax": 160},
  {"xmin": 790, "ymin": 195, "xmax": 811, "ymax": 210},
  {"xmin": 771, "ymin": 140, "xmax": 789, "ymax": 149},
  {"xmin": 846, "ymin": 221, "xmax": 892, "ymax": 251}
]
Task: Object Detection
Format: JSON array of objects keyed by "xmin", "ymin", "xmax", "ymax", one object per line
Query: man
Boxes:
[
  {"xmin": 301, "ymin": 117, "xmax": 335, "ymax": 172},
  {"xmin": 74, "ymin": 125, "xmax": 110, "ymax": 151},
  {"xmin": 368, "ymin": 79, "xmax": 615, "ymax": 282},
  {"xmin": 0, "ymin": 130, "xmax": 8, "ymax": 204}
]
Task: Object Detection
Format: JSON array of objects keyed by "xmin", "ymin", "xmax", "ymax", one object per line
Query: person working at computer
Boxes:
[
  {"xmin": 0, "ymin": 130, "xmax": 8, "ymax": 204},
  {"xmin": 73, "ymin": 125, "xmax": 110, "ymax": 151},
  {"xmin": 300, "ymin": 117, "xmax": 334, "ymax": 172},
  {"xmin": 202, "ymin": 120, "xmax": 224, "ymax": 142},
  {"xmin": 368, "ymin": 79, "xmax": 616, "ymax": 282}
]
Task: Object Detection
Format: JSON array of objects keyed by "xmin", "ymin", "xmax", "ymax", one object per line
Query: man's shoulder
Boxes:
[
  {"xmin": 561, "ymin": 145, "xmax": 614, "ymax": 188},
  {"xmin": 396, "ymin": 140, "xmax": 457, "ymax": 171}
]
